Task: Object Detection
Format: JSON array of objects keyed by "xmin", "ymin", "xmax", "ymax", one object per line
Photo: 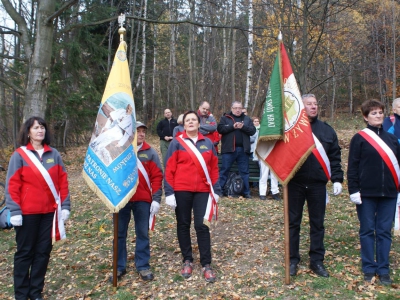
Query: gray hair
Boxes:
[
  {"xmin": 393, "ymin": 98, "xmax": 400, "ymax": 109},
  {"xmin": 302, "ymin": 94, "xmax": 316, "ymax": 100},
  {"xmin": 231, "ymin": 101, "xmax": 242, "ymax": 107}
]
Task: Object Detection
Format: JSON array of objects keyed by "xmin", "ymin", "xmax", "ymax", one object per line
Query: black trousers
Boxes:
[
  {"xmin": 288, "ymin": 182, "xmax": 326, "ymax": 264},
  {"xmin": 14, "ymin": 213, "xmax": 54, "ymax": 300},
  {"xmin": 175, "ymin": 191, "xmax": 211, "ymax": 267}
]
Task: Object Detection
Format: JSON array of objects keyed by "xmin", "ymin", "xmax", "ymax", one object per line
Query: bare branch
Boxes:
[
  {"xmin": 46, "ymin": 0, "xmax": 79, "ymax": 24},
  {"xmin": 0, "ymin": 54, "xmax": 28, "ymax": 62},
  {"xmin": 0, "ymin": 76, "xmax": 24, "ymax": 95},
  {"xmin": 0, "ymin": 25, "xmax": 20, "ymax": 36},
  {"xmin": 0, "ymin": 0, "xmax": 32, "ymax": 57}
]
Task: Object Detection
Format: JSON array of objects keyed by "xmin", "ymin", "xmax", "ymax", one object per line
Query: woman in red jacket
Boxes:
[
  {"xmin": 164, "ymin": 110, "xmax": 221, "ymax": 283},
  {"xmin": 6, "ymin": 117, "xmax": 70, "ymax": 300}
]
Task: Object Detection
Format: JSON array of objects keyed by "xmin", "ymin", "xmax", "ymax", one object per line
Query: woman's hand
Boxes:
[
  {"xmin": 10, "ymin": 215, "xmax": 22, "ymax": 226},
  {"xmin": 166, "ymin": 194, "xmax": 177, "ymax": 209},
  {"xmin": 350, "ymin": 192, "xmax": 362, "ymax": 205}
]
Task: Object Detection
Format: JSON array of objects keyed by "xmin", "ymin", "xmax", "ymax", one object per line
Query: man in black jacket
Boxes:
[
  {"xmin": 289, "ymin": 94, "xmax": 344, "ymax": 278},
  {"xmin": 157, "ymin": 109, "xmax": 178, "ymax": 166},
  {"xmin": 217, "ymin": 101, "xmax": 256, "ymax": 198}
]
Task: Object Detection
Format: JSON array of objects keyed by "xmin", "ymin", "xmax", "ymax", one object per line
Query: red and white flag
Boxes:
[{"xmin": 255, "ymin": 37, "xmax": 314, "ymax": 185}]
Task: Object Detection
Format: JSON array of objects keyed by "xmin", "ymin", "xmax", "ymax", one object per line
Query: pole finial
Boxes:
[
  {"xmin": 118, "ymin": 13, "xmax": 126, "ymax": 41},
  {"xmin": 278, "ymin": 31, "xmax": 282, "ymax": 41}
]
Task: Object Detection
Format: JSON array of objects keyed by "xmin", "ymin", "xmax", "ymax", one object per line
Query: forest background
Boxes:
[{"xmin": 0, "ymin": 0, "xmax": 399, "ymax": 155}]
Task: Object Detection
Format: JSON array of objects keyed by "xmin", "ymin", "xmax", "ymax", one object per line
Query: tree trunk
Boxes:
[
  {"xmin": 141, "ymin": 0, "xmax": 148, "ymax": 119},
  {"xmin": 151, "ymin": 24, "xmax": 158, "ymax": 124},
  {"xmin": 244, "ymin": 0, "xmax": 253, "ymax": 109},
  {"xmin": 188, "ymin": 0, "xmax": 195, "ymax": 110},
  {"xmin": 231, "ymin": 0, "xmax": 236, "ymax": 102},
  {"xmin": 22, "ymin": 0, "xmax": 55, "ymax": 120}
]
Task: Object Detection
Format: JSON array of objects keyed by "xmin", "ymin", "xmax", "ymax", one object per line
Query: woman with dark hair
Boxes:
[
  {"xmin": 164, "ymin": 110, "xmax": 221, "ymax": 283},
  {"xmin": 5, "ymin": 116, "xmax": 70, "ymax": 300},
  {"xmin": 348, "ymin": 99, "xmax": 400, "ymax": 285}
]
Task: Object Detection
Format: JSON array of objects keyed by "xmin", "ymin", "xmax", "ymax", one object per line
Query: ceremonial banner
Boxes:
[
  {"xmin": 82, "ymin": 40, "xmax": 139, "ymax": 212},
  {"xmin": 255, "ymin": 40, "xmax": 314, "ymax": 185}
]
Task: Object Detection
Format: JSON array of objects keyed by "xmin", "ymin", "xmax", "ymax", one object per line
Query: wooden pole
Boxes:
[
  {"xmin": 113, "ymin": 213, "xmax": 119, "ymax": 291},
  {"xmin": 283, "ymin": 185, "xmax": 290, "ymax": 284}
]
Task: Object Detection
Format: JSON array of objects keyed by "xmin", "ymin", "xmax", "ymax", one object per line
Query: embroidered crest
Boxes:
[
  {"xmin": 46, "ymin": 158, "xmax": 55, "ymax": 164},
  {"xmin": 139, "ymin": 153, "xmax": 148, "ymax": 159},
  {"xmin": 200, "ymin": 145, "xmax": 208, "ymax": 150}
]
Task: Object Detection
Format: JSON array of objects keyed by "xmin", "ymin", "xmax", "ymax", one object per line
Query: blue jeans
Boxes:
[
  {"xmin": 116, "ymin": 201, "xmax": 151, "ymax": 272},
  {"xmin": 219, "ymin": 147, "xmax": 250, "ymax": 195},
  {"xmin": 356, "ymin": 196, "xmax": 396, "ymax": 275}
]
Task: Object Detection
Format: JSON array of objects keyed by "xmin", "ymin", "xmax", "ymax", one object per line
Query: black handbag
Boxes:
[{"xmin": 0, "ymin": 200, "xmax": 12, "ymax": 229}]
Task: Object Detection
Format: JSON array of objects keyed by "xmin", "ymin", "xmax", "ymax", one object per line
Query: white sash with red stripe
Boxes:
[
  {"xmin": 137, "ymin": 158, "xmax": 156, "ymax": 231},
  {"xmin": 19, "ymin": 146, "xmax": 66, "ymax": 243},
  {"xmin": 177, "ymin": 136, "xmax": 218, "ymax": 226},
  {"xmin": 312, "ymin": 134, "xmax": 331, "ymax": 180},
  {"xmin": 359, "ymin": 128, "xmax": 400, "ymax": 188}
]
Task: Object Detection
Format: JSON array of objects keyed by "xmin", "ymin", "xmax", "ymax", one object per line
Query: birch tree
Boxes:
[{"xmin": 244, "ymin": 0, "xmax": 253, "ymax": 109}]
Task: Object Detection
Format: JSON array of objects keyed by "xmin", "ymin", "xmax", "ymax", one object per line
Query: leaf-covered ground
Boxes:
[{"xmin": 1, "ymin": 118, "xmax": 400, "ymax": 299}]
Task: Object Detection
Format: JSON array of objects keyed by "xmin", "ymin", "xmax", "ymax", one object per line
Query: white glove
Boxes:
[
  {"xmin": 165, "ymin": 194, "xmax": 177, "ymax": 209},
  {"xmin": 333, "ymin": 182, "xmax": 343, "ymax": 196},
  {"xmin": 214, "ymin": 194, "xmax": 220, "ymax": 203},
  {"xmin": 150, "ymin": 201, "xmax": 160, "ymax": 215},
  {"xmin": 10, "ymin": 215, "xmax": 22, "ymax": 227},
  {"xmin": 397, "ymin": 193, "xmax": 400, "ymax": 205},
  {"xmin": 350, "ymin": 192, "xmax": 362, "ymax": 205},
  {"xmin": 61, "ymin": 209, "xmax": 70, "ymax": 221}
]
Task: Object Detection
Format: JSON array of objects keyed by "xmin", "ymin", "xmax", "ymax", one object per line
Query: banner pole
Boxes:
[
  {"xmin": 113, "ymin": 213, "xmax": 119, "ymax": 291},
  {"xmin": 283, "ymin": 185, "xmax": 290, "ymax": 284}
]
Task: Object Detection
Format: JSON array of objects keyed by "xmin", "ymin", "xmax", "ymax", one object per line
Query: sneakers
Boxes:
[
  {"xmin": 260, "ymin": 195, "xmax": 267, "ymax": 200},
  {"xmin": 379, "ymin": 274, "xmax": 392, "ymax": 285},
  {"xmin": 138, "ymin": 269, "xmax": 154, "ymax": 281},
  {"xmin": 181, "ymin": 260, "xmax": 193, "ymax": 279},
  {"xmin": 272, "ymin": 193, "xmax": 281, "ymax": 201},
  {"xmin": 109, "ymin": 269, "xmax": 126, "ymax": 282},
  {"xmin": 203, "ymin": 264, "xmax": 216, "ymax": 283}
]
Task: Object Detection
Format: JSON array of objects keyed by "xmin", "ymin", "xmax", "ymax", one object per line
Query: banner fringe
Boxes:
[
  {"xmin": 82, "ymin": 171, "xmax": 138, "ymax": 213},
  {"xmin": 258, "ymin": 135, "xmax": 283, "ymax": 142}
]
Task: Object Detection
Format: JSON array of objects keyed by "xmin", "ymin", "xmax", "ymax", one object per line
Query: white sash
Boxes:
[
  {"xmin": 137, "ymin": 157, "xmax": 155, "ymax": 230},
  {"xmin": 20, "ymin": 146, "xmax": 66, "ymax": 241},
  {"xmin": 312, "ymin": 134, "xmax": 331, "ymax": 180},
  {"xmin": 361, "ymin": 128, "xmax": 400, "ymax": 185}
]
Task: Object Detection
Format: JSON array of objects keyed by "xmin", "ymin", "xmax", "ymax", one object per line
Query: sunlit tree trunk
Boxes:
[
  {"xmin": 188, "ymin": 0, "xmax": 195, "ymax": 110},
  {"xmin": 151, "ymin": 24, "xmax": 158, "ymax": 124},
  {"xmin": 244, "ymin": 0, "xmax": 253, "ymax": 109},
  {"xmin": 140, "ymin": 0, "xmax": 148, "ymax": 118},
  {"xmin": 231, "ymin": 0, "xmax": 236, "ymax": 102}
]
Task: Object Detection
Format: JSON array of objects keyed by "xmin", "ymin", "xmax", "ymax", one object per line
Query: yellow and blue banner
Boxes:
[{"xmin": 82, "ymin": 40, "xmax": 138, "ymax": 212}]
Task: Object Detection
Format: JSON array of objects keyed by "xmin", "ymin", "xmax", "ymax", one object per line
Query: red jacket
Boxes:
[
  {"xmin": 130, "ymin": 141, "xmax": 163, "ymax": 203},
  {"xmin": 164, "ymin": 132, "xmax": 221, "ymax": 196},
  {"xmin": 6, "ymin": 143, "xmax": 70, "ymax": 216}
]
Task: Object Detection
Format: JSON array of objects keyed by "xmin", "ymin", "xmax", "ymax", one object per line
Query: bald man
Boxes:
[{"xmin": 157, "ymin": 108, "xmax": 178, "ymax": 166}]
